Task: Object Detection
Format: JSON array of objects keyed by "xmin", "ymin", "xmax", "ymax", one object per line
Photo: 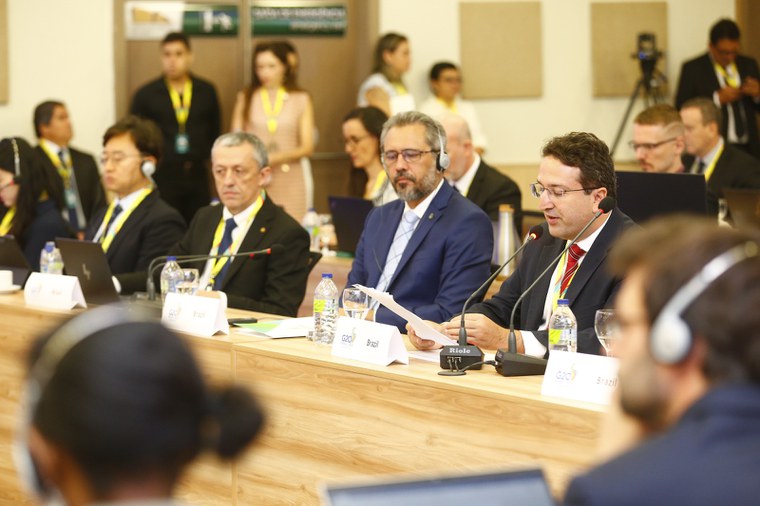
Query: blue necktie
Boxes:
[
  {"xmin": 213, "ymin": 217, "xmax": 238, "ymax": 289},
  {"xmin": 372, "ymin": 210, "xmax": 419, "ymax": 308}
]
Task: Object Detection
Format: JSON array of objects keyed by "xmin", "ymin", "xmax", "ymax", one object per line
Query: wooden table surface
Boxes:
[{"xmin": 0, "ymin": 292, "xmax": 602, "ymax": 505}]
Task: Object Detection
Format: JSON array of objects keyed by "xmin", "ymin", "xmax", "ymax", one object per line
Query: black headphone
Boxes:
[
  {"xmin": 435, "ymin": 130, "xmax": 450, "ymax": 172},
  {"xmin": 16, "ymin": 305, "xmax": 151, "ymax": 498},
  {"xmin": 649, "ymin": 241, "xmax": 759, "ymax": 364}
]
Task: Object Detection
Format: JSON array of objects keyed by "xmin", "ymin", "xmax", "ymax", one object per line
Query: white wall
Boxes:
[
  {"xmin": 379, "ymin": 0, "xmax": 735, "ymax": 164},
  {"xmin": 0, "ymin": 0, "xmax": 114, "ymax": 157}
]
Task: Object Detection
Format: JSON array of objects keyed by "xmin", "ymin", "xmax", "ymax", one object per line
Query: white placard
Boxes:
[
  {"xmin": 24, "ymin": 273, "xmax": 86, "ymax": 310},
  {"xmin": 162, "ymin": 292, "xmax": 229, "ymax": 337},
  {"xmin": 331, "ymin": 317, "xmax": 409, "ymax": 366},
  {"xmin": 541, "ymin": 351, "xmax": 619, "ymax": 405}
]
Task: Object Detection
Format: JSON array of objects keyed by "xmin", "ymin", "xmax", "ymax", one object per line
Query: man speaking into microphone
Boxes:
[
  {"xmin": 410, "ymin": 132, "xmax": 635, "ymax": 356},
  {"xmin": 168, "ymin": 132, "xmax": 309, "ymax": 316}
]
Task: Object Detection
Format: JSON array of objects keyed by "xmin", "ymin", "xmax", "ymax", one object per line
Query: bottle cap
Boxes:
[
  {"xmin": 557, "ymin": 298, "xmax": 569, "ymax": 305},
  {"xmin": 44, "ymin": 241, "xmax": 55, "ymax": 252},
  {"xmin": 321, "ymin": 273, "xmax": 333, "ymax": 278},
  {"xmin": 167, "ymin": 256, "xmax": 177, "ymax": 261}
]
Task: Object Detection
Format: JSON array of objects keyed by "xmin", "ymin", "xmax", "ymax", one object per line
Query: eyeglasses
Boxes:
[
  {"xmin": 628, "ymin": 138, "xmax": 677, "ymax": 152},
  {"xmin": 530, "ymin": 182, "xmax": 599, "ymax": 199},
  {"xmin": 100, "ymin": 152, "xmax": 143, "ymax": 166},
  {"xmin": 382, "ymin": 149, "xmax": 437, "ymax": 165},
  {"xmin": 344, "ymin": 135, "xmax": 371, "ymax": 147}
]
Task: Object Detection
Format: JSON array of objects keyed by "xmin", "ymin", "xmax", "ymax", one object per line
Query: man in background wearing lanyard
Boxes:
[
  {"xmin": 85, "ymin": 116, "xmax": 186, "ymax": 295},
  {"xmin": 409, "ymin": 132, "xmax": 635, "ymax": 356},
  {"xmin": 33, "ymin": 100, "xmax": 105, "ymax": 238},
  {"xmin": 680, "ymin": 98, "xmax": 760, "ymax": 216},
  {"xmin": 675, "ymin": 18, "xmax": 760, "ymax": 158},
  {"xmin": 168, "ymin": 132, "xmax": 310, "ymax": 317},
  {"xmin": 130, "ymin": 32, "xmax": 221, "ymax": 225}
]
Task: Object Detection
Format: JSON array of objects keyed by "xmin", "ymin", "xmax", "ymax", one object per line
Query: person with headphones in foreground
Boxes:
[
  {"xmin": 85, "ymin": 116, "xmax": 186, "ymax": 295},
  {"xmin": 346, "ymin": 111, "xmax": 493, "ymax": 332},
  {"xmin": 564, "ymin": 216, "xmax": 760, "ymax": 505},
  {"xmin": 18, "ymin": 305, "xmax": 265, "ymax": 505}
]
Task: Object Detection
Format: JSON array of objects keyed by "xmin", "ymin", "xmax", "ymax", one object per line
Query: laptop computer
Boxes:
[
  {"xmin": 723, "ymin": 188, "xmax": 760, "ymax": 230},
  {"xmin": 56, "ymin": 238, "xmax": 120, "ymax": 305},
  {"xmin": 0, "ymin": 235, "xmax": 31, "ymax": 287},
  {"xmin": 321, "ymin": 468, "xmax": 556, "ymax": 506},
  {"xmin": 616, "ymin": 171, "xmax": 708, "ymax": 223},
  {"xmin": 328, "ymin": 196, "xmax": 374, "ymax": 254}
]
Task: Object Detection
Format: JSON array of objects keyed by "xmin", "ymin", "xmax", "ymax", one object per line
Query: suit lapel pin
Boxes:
[
  {"xmin": 260, "ymin": 227, "xmax": 266, "ymax": 233},
  {"xmin": 428, "ymin": 212, "xmax": 435, "ymax": 220}
]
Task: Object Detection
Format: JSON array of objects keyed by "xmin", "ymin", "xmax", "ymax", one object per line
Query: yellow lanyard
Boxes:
[
  {"xmin": 0, "ymin": 208, "xmax": 15, "ymax": 235},
  {"xmin": 436, "ymin": 97, "xmax": 457, "ymax": 113},
  {"xmin": 714, "ymin": 62, "xmax": 740, "ymax": 88},
  {"xmin": 167, "ymin": 79, "xmax": 193, "ymax": 134},
  {"xmin": 208, "ymin": 192, "xmax": 265, "ymax": 285},
  {"xmin": 550, "ymin": 249, "xmax": 581, "ymax": 311},
  {"xmin": 702, "ymin": 142, "xmax": 725, "ymax": 182},
  {"xmin": 261, "ymin": 87, "xmax": 286, "ymax": 135},
  {"xmin": 368, "ymin": 171, "xmax": 388, "ymax": 199},
  {"xmin": 39, "ymin": 142, "xmax": 72, "ymax": 188},
  {"xmin": 392, "ymin": 82, "xmax": 408, "ymax": 96},
  {"xmin": 99, "ymin": 188, "xmax": 153, "ymax": 252}
]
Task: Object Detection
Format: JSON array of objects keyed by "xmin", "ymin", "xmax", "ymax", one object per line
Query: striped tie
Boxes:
[
  {"xmin": 373, "ymin": 210, "xmax": 419, "ymax": 303},
  {"xmin": 560, "ymin": 244, "xmax": 585, "ymax": 296}
]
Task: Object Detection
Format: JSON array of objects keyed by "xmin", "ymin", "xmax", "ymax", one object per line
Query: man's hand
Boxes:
[
  {"xmin": 718, "ymin": 84, "xmax": 743, "ymax": 104},
  {"xmin": 406, "ymin": 321, "xmax": 443, "ymax": 351},
  {"xmin": 440, "ymin": 314, "xmax": 522, "ymax": 351},
  {"xmin": 741, "ymin": 77, "xmax": 760, "ymax": 98}
]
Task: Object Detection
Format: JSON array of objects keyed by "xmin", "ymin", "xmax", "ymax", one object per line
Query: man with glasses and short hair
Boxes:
[
  {"xmin": 630, "ymin": 104, "xmax": 686, "ymax": 173},
  {"xmin": 346, "ymin": 111, "xmax": 493, "ymax": 332},
  {"xmin": 409, "ymin": 132, "xmax": 635, "ymax": 356},
  {"xmin": 85, "ymin": 116, "xmax": 186, "ymax": 295},
  {"xmin": 168, "ymin": 132, "xmax": 309, "ymax": 317}
]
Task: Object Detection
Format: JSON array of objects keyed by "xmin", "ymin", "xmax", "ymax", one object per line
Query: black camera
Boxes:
[{"xmin": 634, "ymin": 32, "xmax": 662, "ymax": 79}]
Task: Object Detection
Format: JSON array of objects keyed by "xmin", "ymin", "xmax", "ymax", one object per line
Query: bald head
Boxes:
[{"xmin": 440, "ymin": 114, "xmax": 475, "ymax": 181}]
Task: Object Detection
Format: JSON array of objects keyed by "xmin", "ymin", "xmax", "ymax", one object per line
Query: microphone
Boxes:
[
  {"xmin": 496, "ymin": 197, "xmax": 615, "ymax": 377},
  {"xmin": 439, "ymin": 225, "xmax": 544, "ymax": 375},
  {"xmin": 145, "ymin": 245, "xmax": 281, "ymax": 300}
]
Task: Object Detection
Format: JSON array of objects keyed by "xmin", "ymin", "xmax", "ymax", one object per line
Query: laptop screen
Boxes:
[
  {"xmin": 323, "ymin": 469, "xmax": 556, "ymax": 506},
  {"xmin": 328, "ymin": 196, "xmax": 374, "ymax": 254},
  {"xmin": 616, "ymin": 170, "xmax": 707, "ymax": 223},
  {"xmin": 56, "ymin": 238, "xmax": 120, "ymax": 305},
  {"xmin": 0, "ymin": 235, "xmax": 31, "ymax": 286}
]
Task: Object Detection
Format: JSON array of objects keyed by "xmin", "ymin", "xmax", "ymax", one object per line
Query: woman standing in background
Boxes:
[
  {"xmin": 231, "ymin": 42, "xmax": 315, "ymax": 221},
  {"xmin": 357, "ymin": 33, "xmax": 415, "ymax": 116}
]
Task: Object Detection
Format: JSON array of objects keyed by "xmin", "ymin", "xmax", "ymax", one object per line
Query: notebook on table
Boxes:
[
  {"xmin": 328, "ymin": 196, "xmax": 374, "ymax": 254},
  {"xmin": 56, "ymin": 238, "xmax": 120, "ymax": 305}
]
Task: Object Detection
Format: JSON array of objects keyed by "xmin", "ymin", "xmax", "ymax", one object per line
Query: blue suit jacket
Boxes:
[
  {"xmin": 347, "ymin": 182, "xmax": 493, "ymax": 331},
  {"xmin": 564, "ymin": 384, "xmax": 760, "ymax": 506}
]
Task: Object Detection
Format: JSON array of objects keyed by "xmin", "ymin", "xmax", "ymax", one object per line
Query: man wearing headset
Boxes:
[
  {"xmin": 85, "ymin": 116, "xmax": 186, "ymax": 295},
  {"xmin": 346, "ymin": 111, "xmax": 493, "ymax": 332},
  {"xmin": 564, "ymin": 216, "xmax": 760, "ymax": 505}
]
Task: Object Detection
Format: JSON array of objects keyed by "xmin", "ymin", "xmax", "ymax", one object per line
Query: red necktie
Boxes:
[{"xmin": 560, "ymin": 244, "xmax": 585, "ymax": 296}]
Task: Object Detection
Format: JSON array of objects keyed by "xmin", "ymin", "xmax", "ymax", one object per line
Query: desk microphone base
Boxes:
[
  {"xmin": 439, "ymin": 345, "xmax": 484, "ymax": 374},
  {"xmin": 495, "ymin": 348, "xmax": 547, "ymax": 376}
]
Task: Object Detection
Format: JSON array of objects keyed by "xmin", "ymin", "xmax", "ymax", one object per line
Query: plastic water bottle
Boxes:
[
  {"xmin": 548, "ymin": 299, "xmax": 577, "ymax": 353},
  {"xmin": 39, "ymin": 241, "xmax": 64, "ymax": 274},
  {"xmin": 159, "ymin": 256, "xmax": 183, "ymax": 302},
  {"xmin": 302, "ymin": 208, "xmax": 320, "ymax": 252},
  {"xmin": 313, "ymin": 273, "xmax": 338, "ymax": 344}
]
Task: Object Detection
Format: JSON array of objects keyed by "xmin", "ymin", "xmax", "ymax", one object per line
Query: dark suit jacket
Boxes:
[
  {"xmin": 468, "ymin": 209, "xmax": 636, "ymax": 355},
  {"xmin": 22, "ymin": 200, "xmax": 75, "ymax": 271},
  {"xmin": 683, "ymin": 144, "xmax": 760, "ymax": 215},
  {"xmin": 34, "ymin": 144, "xmax": 105, "ymax": 228},
  {"xmin": 347, "ymin": 182, "xmax": 493, "ymax": 332},
  {"xmin": 564, "ymin": 384, "xmax": 760, "ymax": 506},
  {"xmin": 169, "ymin": 196, "xmax": 310, "ymax": 317},
  {"xmin": 675, "ymin": 53, "xmax": 760, "ymax": 157},
  {"xmin": 85, "ymin": 191, "xmax": 186, "ymax": 295},
  {"xmin": 466, "ymin": 158, "xmax": 523, "ymax": 231}
]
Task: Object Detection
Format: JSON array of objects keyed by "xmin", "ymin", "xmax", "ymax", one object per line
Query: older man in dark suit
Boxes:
[
  {"xmin": 675, "ymin": 18, "xmax": 760, "ymax": 158},
  {"xmin": 169, "ymin": 132, "xmax": 309, "ymax": 317}
]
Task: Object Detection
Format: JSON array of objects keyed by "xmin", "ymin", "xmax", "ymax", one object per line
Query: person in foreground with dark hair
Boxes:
[
  {"xmin": 0, "ymin": 137, "xmax": 73, "ymax": 269},
  {"xmin": 18, "ymin": 305, "xmax": 264, "ymax": 505},
  {"xmin": 564, "ymin": 216, "xmax": 760, "ymax": 505},
  {"xmin": 85, "ymin": 116, "xmax": 186, "ymax": 295},
  {"xmin": 409, "ymin": 132, "xmax": 635, "ymax": 356}
]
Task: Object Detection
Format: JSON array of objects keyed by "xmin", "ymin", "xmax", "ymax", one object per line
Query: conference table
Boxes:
[{"xmin": 0, "ymin": 291, "xmax": 604, "ymax": 505}]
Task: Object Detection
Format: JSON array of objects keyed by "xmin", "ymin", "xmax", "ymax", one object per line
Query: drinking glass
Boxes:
[
  {"xmin": 595, "ymin": 309, "xmax": 618, "ymax": 357},
  {"xmin": 177, "ymin": 268, "xmax": 199, "ymax": 295},
  {"xmin": 342, "ymin": 287, "xmax": 369, "ymax": 320}
]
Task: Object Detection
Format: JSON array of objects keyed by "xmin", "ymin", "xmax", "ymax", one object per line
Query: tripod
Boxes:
[{"xmin": 610, "ymin": 68, "xmax": 667, "ymax": 157}]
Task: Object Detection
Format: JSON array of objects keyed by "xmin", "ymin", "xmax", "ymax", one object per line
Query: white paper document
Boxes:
[
  {"xmin": 234, "ymin": 317, "xmax": 313, "ymax": 338},
  {"xmin": 353, "ymin": 285, "xmax": 457, "ymax": 347}
]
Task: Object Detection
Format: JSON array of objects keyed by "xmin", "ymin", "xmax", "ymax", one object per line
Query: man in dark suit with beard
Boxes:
[
  {"xmin": 675, "ymin": 18, "xmax": 760, "ymax": 158},
  {"xmin": 33, "ymin": 100, "xmax": 105, "ymax": 237},
  {"xmin": 168, "ymin": 132, "xmax": 309, "ymax": 317}
]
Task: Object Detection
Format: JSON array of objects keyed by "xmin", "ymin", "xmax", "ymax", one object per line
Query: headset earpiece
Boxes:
[
  {"xmin": 11, "ymin": 138, "xmax": 20, "ymax": 177},
  {"xmin": 141, "ymin": 159, "xmax": 156, "ymax": 178},
  {"xmin": 436, "ymin": 131, "xmax": 450, "ymax": 172}
]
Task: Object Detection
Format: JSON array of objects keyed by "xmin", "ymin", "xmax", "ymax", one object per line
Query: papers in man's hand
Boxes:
[
  {"xmin": 235, "ymin": 317, "xmax": 313, "ymax": 338},
  {"xmin": 353, "ymin": 285, "xmax": 456, "ymax": 347}
]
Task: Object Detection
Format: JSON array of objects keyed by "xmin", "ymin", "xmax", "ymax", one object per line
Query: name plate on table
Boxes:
[
  {"xmin": 24, "ymin": 272, "xmax": 86, "ymax": 310},
  {"xmin": 331, "ymin": 317, "xmax": 409, "ymax": 366},
  {"xmin": 162, "ymin": 292, "xmax": 229, "ymax": 337},
  {"xmin": 541, "ymin": 351, "xmax": 619, "ymax": 405}
]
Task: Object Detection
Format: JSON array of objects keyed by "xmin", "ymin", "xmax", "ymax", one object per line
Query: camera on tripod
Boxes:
[{"xmin": 634, "ymin": 32, "xmax": 662, "ymax": 81}]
